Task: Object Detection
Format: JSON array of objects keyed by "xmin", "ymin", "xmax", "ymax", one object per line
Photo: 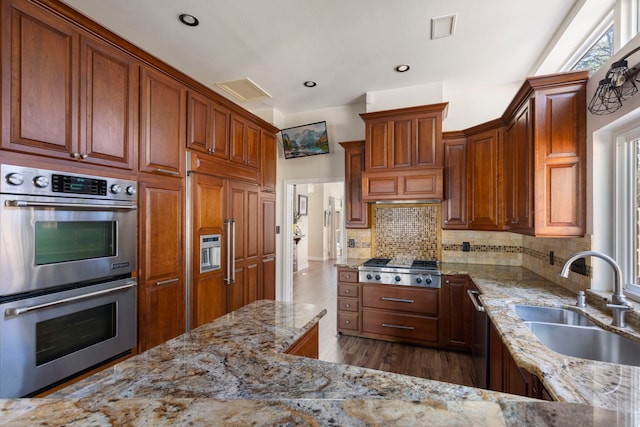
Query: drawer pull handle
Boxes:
[
  {"xmin": 382, "ymin": 323, "xmax": 415, "ymax": 330},
  {"xmin": 381, "ymin": 297, "xmax": 414, "ymax": 303}
]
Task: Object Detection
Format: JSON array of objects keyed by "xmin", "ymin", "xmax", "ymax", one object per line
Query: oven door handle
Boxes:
[
  {"xmin": 4, "ymin": 281, "xmax": 137, "ymax": 318},
  {"xmin": 4, "ymin": 200, "xmax": 137, "ymax": 210}
]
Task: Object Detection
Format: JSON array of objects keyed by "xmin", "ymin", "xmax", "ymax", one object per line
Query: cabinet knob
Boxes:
[
  {"xmin": 345, "ymin": 320, "xmax": 350, "ymax": 324},
  {"xmin": 71, "ymin": 152, "xmax": 80, "ymax": 159},
  {"xmin": 345, "ymin": 274, "xmax": 351, "ymax": 279},
  {"xmin": 81, "ymin": 153, "xmax": 88, "ymax": 159},
  {"xmin": 345, "ymin": 304, "xmax": 350, "ymax": 308},
  {"xmin": 345, "ymin": 289, "xmax": 350, "ymax": 294},
  {"xmin": 444, "ymin": 220, "xmax": 449, "ymax": 224},
  {"xmin": 445, "ymin": 280, "xmax": 450, "ymax": 284}
]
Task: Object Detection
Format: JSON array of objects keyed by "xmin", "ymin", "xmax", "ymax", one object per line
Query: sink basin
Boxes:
[
  {"xmin": 524, "ymin": 322, "xmax": 640, "ymax": 367},
  {"xmin": 514, "ymin": 304, "xmax": 597, "ymax": 327}
]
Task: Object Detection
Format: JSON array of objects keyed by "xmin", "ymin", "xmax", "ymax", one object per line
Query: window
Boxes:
[
  {"xmin": 571, "ymin": 25, "xmax": 615, "ymax": 75},
  {"xmin": 617, "ymin": 130, "xmax": 640, "ymax": 302}
]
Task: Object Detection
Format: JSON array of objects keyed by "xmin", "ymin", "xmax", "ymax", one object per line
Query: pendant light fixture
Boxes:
[{"xmin": 588, "ymin": 46, "xmax": 640, "ymax": 115}]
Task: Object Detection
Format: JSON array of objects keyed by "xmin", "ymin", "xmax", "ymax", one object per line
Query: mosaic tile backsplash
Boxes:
[{"xmin": 373, "ymin": 204, "xmax": 440, "ymax": 260}]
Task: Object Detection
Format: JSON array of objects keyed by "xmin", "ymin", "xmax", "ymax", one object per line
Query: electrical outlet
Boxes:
[
  {"xmin": 549, "ymin": 251, "xmax": 554, "ymax": 265},
  {"xmin": 348, "ymin": 239, "xmax": 355, "ymax": 248},
  {"xmin": 462, "ymin": 242, "xmax": 471, "ymax": 252},
  {"xmin": 275, "ymin": 225, "xmax": 280, "ymax": 234}
]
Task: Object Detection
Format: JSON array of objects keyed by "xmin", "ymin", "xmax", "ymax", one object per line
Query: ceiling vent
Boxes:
[
  {"xmin": 216, "ymin": 78, "xmax": 272, "ymax": 103},
  {"xmin": 431, "ymin": 13, "xmax": 457, "ymax": 40}
]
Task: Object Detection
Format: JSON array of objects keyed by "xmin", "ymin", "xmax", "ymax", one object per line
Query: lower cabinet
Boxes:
[
  {"xmin": 440, "ymin": 275, "xmax": 473, "ymax": 351},
  {"xmin": 337, "ymin": 268, "xmax": 361, "ymax": 334},
  {"xmin": 285, "ymin": 323, "xmax": 319, "ymax": 359},
  {"xmin": 489, "ymin": 320, "xmax": 553, "ymax": 400}
]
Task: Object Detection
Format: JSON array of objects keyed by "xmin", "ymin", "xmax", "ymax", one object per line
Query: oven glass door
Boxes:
[
  {"xmin": 0, "ymin": 194, "xmax": 136, "ymax": 296},
  {"xmin": 0, "ymin": 278, "xmax": 136, "ymax": 398}
]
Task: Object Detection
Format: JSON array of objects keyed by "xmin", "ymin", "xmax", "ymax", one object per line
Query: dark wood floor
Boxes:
[{"xmin": 293, "ymin": 260, "xmax": 477, "ymax": 387}]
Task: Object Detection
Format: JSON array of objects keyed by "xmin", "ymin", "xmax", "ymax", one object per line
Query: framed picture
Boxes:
[
  {"xmin": 298, "ymin": 195, "xmax": 308, "ymax": 216},
  {"xmin": 281, "ymin": 121, "xmax": 330, "ymax": 159}
]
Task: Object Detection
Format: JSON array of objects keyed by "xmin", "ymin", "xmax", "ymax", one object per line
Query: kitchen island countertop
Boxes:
[{"xmin": 0, "ymin": 296, "xmax": 635, "ymax": 425}]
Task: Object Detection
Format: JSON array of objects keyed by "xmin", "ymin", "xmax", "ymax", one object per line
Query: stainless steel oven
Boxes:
[
  {"xmin": 0, "ymin": 277, "xmax": 136, "ymax": 397},
  {"xmin": 0, "ymin": 164, "xmax": 138, "ymax": 397}
]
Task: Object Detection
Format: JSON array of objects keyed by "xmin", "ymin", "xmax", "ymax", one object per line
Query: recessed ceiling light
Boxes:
[
  {"xmin": 178, "ymin": 14, "xmax": 199, "ymax": 27},
  {"xmin": 395, "ymin": 65, "xmax": 410, "ymax": 73},
  {"xmin": 303, "ymin": 81, "xmax": 317, "ymax": 88}
]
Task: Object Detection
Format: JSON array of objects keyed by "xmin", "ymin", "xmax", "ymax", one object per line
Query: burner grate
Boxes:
[
  {"xmin": 411, "ymin": 259, "xmax": 439, "ymax": 269},
  {"xmin": 362, "ymin": 258, "xmax": 390, "ymax": 267}
]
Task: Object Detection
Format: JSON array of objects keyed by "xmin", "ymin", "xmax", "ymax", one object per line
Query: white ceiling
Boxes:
[{"xmin": 61, "ymin": 0, "xmax": 583, "ymax": 115}]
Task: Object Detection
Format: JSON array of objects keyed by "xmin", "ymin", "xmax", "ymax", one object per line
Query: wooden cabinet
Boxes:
[
  {"xmin": 467, "ymin": 122, "xmax": 504, "ymax": 230},
  {"xmin": 260, "ymin": 192, "xmax": 277, "ymax": 300},
  {"xmin": 440, "ymin": 275, "xmax": 472, "ymax": 351},
  {"xmin": 285, "ymin": 324, "xmax": 319, "ymax": 359},
  {"xmin": 442, "ymin": 133, "xmax": 467, "ymax": 229},
  {"xmin": 339, "ymin": 141, "xmax": 369, "ymax": 228},
  {"xmin": 189, "ymin": 173, "xmax": 226, "ymax": 329},
  {"xmin": 503, "ymin": 100, "xmax": 533, "ymax": 231},
  {"xmin": 139, "ymin": 66, "xmax": 186, "ymax": 177},
  {"xmin": 488, "ymin": 320, "xmax": 552, "ymax": 399},
  {"xmin": 261, "ymin": 131, "xmax": 277, "ymax": 192},
  {"xmin": 361, "ymin": 284, "xmax": 439, "ymax": 346},
  {"xmin": 360, "ymin": 103, "xmax": 447, "ymax": 170},
  {"xmin": 226, "ymin": 180, "xmax": 260, "ymax": 311},
  {"xmin": 503, "ymin": 71, "xmax": 587, "ymax": 237},
  {"xmin": 337, "ymin": 268, "xmax": 361, "ymax": 334},
  {"xmin": 230, "ymin": 115, "xmax": 260, "ymax": 169},
  {"xmin": 186, "ymin": 90, "xmax": 230, "ymax": 160},
  {"xmin": 138, "ymin": 175, "xmax": 185, "ymax": 351},
  {"xmin": 2, "ymin": 0, "xmax": 137, "ymax": 170},
  {"xmin": 358, "ymin": 103, "xmax": 447, "ymax": 202},
  {"xmin": 361, "ymin": 169, "xmax": 443, "ymax": 201}
]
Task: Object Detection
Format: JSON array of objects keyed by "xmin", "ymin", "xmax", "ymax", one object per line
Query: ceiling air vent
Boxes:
[
  {"xmin": 431, "ymin": 13, "xmax": 457, "ymax": 40},
  {"xmin": 216, "ymin": 78, "xmax": 272, "ymax": 103}
]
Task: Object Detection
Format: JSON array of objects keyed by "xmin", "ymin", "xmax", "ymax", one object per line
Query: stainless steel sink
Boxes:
[
  {"xmin": 514, "ymin": 304, "xmax": 597, "ymax": 327},
  {"xmin": 524, "ymin": 321, "xmax": 640, "ymax": 367}
]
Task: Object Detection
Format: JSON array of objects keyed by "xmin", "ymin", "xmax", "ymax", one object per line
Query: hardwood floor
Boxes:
[{"xmin": 293, "ymin": 260, "xmax": 477, "ymax": 387}]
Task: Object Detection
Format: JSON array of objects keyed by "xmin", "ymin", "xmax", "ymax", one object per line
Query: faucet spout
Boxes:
[{"xmin": 559, "ymin": 251, "xmax": 631, "ymax": 327}]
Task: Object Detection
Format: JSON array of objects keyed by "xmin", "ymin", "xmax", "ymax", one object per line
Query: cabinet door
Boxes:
[
  {"xmin": 441, "ymin": 276, "xmax": 472, "ymax": 351},
  {"xmin": 365, "ymin": 120, "xmax": 390, "ymax": 170},
  {"xmin": 467, "ymin": 127, "xmax": 503, "ymax": 230},
  {"xmin": 227, "ymin": 180, "xmax": 260, "ymax": 311},
  {"xmin": 80, "ymin": 35, "xmax": 138, "ymax": 170},
  {"xmin": 504, "ymin": 102, "xmax": 532, "ymax": 230},
  {"xmin": 3, "ymin": 1, "xmax": 79, "ymax": 158},
  {"xmin": 415, "ymin": 115, "xmax": 440, "ymax": 167},
  {"xmin": 140, "ymin": 66, "xmax": 185, "ymax": 176},
  {"xmin": 261, "ymin": 255, "xmax": 276, "ymax": 300},
  {"xmin": 138, "ymin": 176, "xmax": 185, "ymax": 351},
  {"xmin": 391, "ymin": 118, "xmax": 412, "ymax": 168},
  {"xmin": 340, "ymin": 141, "xmax": 369, "ymax": 228},
  {"xmin": 230, "ymin": 116, "xmax": 260, "ymax": 168},
  {"xmin": 260, "ymin": 192, "xmax": 276, "ymax": 300},
  {"xmin": 190, "ymin": 173, "xmax": 226, "ymax": 328},
  {"xmin": 261, "ymin": 131, "xmax": 277, "ymax": 192},
  {"xmin": 442, "ymin": 136, "xmax": 467, "ymax": 229},
  {"xmin": 186, "ymin": 90, "xmax": 210, "ymax": 155},
  {"xmin": 488, "ymin": 320, "xmax": 504, "ymax": 392}
]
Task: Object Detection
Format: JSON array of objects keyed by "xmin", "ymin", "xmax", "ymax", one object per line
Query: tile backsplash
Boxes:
[
  {"xmin": 372, "ymin": 204, "xmax": 440, "ymax": 260},
  {"xmin": 345, "ymin": 204, "xmax": 592, "ymax": 294}
]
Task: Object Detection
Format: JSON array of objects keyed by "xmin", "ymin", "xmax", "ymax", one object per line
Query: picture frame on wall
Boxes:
[
  {"xmin": 281, "ymin": 121, "xmax": 330, "ymax": 159},
  {"xmin": 298, "ymin": 195, "xmax": 308, "ymax": 216}
]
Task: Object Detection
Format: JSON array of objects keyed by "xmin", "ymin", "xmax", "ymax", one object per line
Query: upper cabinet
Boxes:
[
  {"xmin": 501, "ymin": 71, "xmax": 588, "ymax": 237},
  {"xmin": 466, "ymin": 122, "xmax": 504, "ymax": 231},
  {"xmin": 260, "ymin": 131, "xmax": 277, "ymax": 192},
  {"xmin": 2, "ymin": 0, "xmax": 138, "ymax": 170},
  {"xmin": 139, "ymin": 66, "xmax": 186, "ymax": 177},
  {"xmin": 340, "ymin": 140, "xmax": 369, "ymax": 228},
  {"xmin": 360, "ymin": 103, "xmax": 447, "ymax": 170},
  {"xmin": 230, "ymin": 115, "xmax": 260, "ymax": 169},
  {"xmin": 186, "ymin": 90, "xmax": 230, "ymax": 160},
  {"xmin": 359, "ymin": 103, "xmax": 448, "ymax": 202},
  {"xmin": 442, "ymin": 133, "xmax": 467, "ymax": 229}
]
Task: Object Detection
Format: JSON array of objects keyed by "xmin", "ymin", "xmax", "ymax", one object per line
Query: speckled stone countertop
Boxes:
[{"xmin": 0, "ymin": 297, "xmax": 636, "ymax": 425}]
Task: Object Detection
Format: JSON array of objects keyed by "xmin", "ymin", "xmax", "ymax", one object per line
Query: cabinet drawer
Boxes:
[
  {"xmin": 362, "ymin": 285, "xmax": 438, "ymax": 315},
  {"xmin": 338, "ymin": 312, "xmax": 359, "ymax": 331},
  {"xmin": 338, "ymin": 269, "xmax": 358, "ymax": 283},
  {"xmin": 338, "ymin": 297, "xmax": 359, "ymax": 312},
  {"xmin": 338, "ymin": 283, "xmax": 359, "ymax": 298},
  {"xmin": 363, "ymin": 309, "xmax": 438, "ymax": 342}
]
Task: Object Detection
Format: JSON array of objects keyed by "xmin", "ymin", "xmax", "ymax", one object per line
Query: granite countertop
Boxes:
[
  {"xmin": 338, "ymin": 258, "xmax": 640, "ymax": 416},
  {"xmin": 0, "ymin": 293, "xmax": 636, "ymax": 424}
]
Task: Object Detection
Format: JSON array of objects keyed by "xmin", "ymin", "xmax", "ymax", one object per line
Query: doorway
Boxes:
[{"xmin": 282, "ymin": 179, "xmax": 344, "ymax": 302}]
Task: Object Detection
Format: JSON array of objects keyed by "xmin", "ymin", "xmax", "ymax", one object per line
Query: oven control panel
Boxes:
[
  {"xmin": 1, "ymin": 164, "xmax": 137, "ymax": 201},
  {"xmin": 358, "ymin": 270, "xmax": 441, "ymax": 288}
]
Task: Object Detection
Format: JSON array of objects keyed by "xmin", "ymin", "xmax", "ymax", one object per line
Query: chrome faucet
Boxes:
[{"xmin": 559, "ymin": 251, "xmax": 632, "ymax": 327}]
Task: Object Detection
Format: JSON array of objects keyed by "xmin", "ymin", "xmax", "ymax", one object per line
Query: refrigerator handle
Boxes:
[
  {"xmin": 231, "ymin": 219, "xmax": 236, "ymax": 284},
  {"xmin": 225, "ymin": 219, "xmax": 234, "ymax": 284}
]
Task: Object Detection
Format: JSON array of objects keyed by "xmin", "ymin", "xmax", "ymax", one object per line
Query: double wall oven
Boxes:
[{"xmin": 0, "ymin": 164, "xmax": 137, "ymax": 397}]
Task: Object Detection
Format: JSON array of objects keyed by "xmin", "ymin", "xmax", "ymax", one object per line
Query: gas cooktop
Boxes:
[{"xmin": 358, "ymin": 257, "xmax": 441, "ymax": 288}]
